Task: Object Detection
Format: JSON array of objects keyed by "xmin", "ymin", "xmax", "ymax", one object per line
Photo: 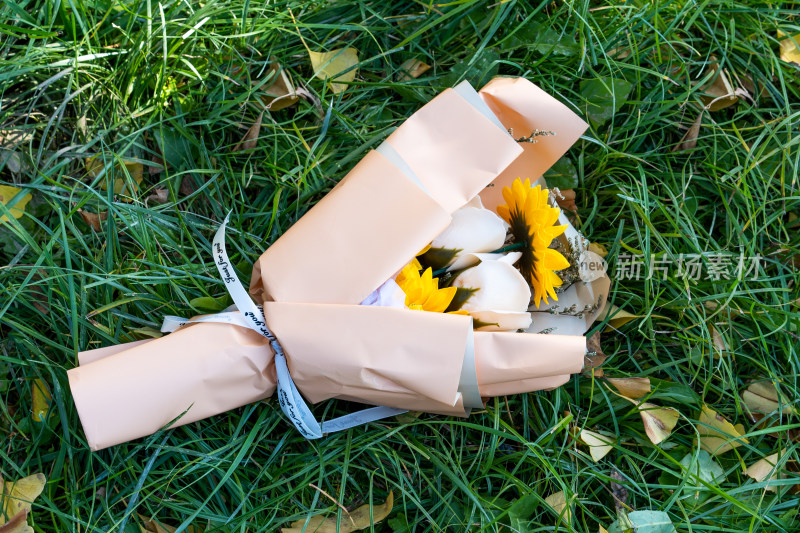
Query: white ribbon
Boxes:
[{"xmin": 163, "ymin": 214, "xmax": 406, "ymax": 439}]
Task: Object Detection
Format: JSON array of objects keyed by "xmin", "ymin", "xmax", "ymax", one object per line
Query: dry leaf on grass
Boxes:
[
  {"xmin": 86, "ymin": 157, "xmax": 144, "ymax": 195},
  {"xmin": 742, "ymin": 381, "xmax": 796, "ymax": 416},
  {"xmin": 179, "ymin": 176, "xmax": 199, "ymax": 197},
  {"xmin": 0, "ymin": 185, "xmax": 31, "ymax": 223},
  {"xmin": 77, "ymin": 209, "xmax": 108, "ymax": 232},
  {"xmin": 544, "ymin": 491, "xmax": 572, "ymax": 525},
  {"xmin": 261, "ymin": 62, "xmax": 299, "ymax": 111},
  {"xmin": 28, "ymin": 269, "xmax": 49, "ymax": 315},
  {"xmin": 138, "ymin": 514, "xmax": 204, "ymax": 533},
  {"xmin": 588, "ymin": 242, "xmax": 608, "ymax": 258},
  {"xmin": 745, "ymin": 452, "xmax": 782, "ymax": 492},
  {"xmin": 308, "ymin": 48, "xmax": 359, "ymax": 94},
  {"xmin": 0, "ymin": 510, "xmax": 33, "ymax": 533},
  {"xmin": 579, "ymin": 429, "xmax": 615, "ymax": 461},
  {"xmin": 697, "ymin": 63, "xmax": 743, "ymax": 111},
  {"xmin": 0, "ymin": 129, "xmax": 33, "ymax": 150},
  {"xmin": 282, "ymin": 492, "xmax": 393, "ymax": 533},
  {"xmin": 0, "ymin": 474, "xmax": 46, "ymax": 529},
  {"xmin": 233, "ymin": 111, "xmax": 263, "ymax": 152},
  {"xmin": 0, "ymin": 129, "xmax": 32, "ymax": 176},
  {"xmin": 597, "ymin": 304, "xmax": 641, "ymax": 330},
  {"xmin": 606, "ymin": 377, "xmax": 651, "ymax": 399},
  {"xmin": 710, "ymin": 325, "xmax": 729, "ymax": 355},
  {"xmin": 397, "ymin": 58, "xmax": 431, "ymax": 81},
  {"xmin": 146, "ymin": 188, "xmax": 170, "ymax": 205},
  {"xmin": 584, "ymin": 331, "xmax": 606, "ymax": 377},
  {"xmin": 674, "ymin": 111, "xmax": 704, "ymax": 152},
  {"xmin": 31, "ymin": 379, "xmax": 52, "ymax": 423},
  {"xmin": 638, "ymin": 402, "xmax": 680, "ymax": 445},
  {"xmin": 555, "ymin": 189, "xmax": 577, "ymax": 212},
  {"xmin": 609, "ymin": 469, "xmax": 628, "ymax": 513},
  {"xmin": 606, "ymin": 386, "xmax": 679, "ymax": 445},
  {"xmin": 778, "ymin": 31, "xmax": 800, "ymax": 64},
  {"xmin": 697, "ymin": 405, "xmax": 748, "ymax": 455}
]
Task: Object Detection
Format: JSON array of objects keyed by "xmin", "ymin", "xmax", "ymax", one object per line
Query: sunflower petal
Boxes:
[
  {"xmin": 543, "ymin": 249, "xmax": 570, "ymax": 271},
  {"xmin": 496, "ymin": 204, "xmax": 510, "ymax": 223}
]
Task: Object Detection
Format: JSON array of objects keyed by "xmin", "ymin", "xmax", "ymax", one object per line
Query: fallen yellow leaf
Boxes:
[
  {"xmin": 0, "ymin": 185, "xmax": 31, "ymax": 223},
  {"xmin": 138, "ymin": 514, "xmax": 204, "ymax": 533},
  {"xmin": 606, "ymin": 377, "xmax": 651, "ymax": 399},
  {"xmin": 638, "ymin": 402, "xmax": 679, "ymax": 445},
  {"xmin": 77, "ymin": 209, "xmax": 108, "ymax": 232},
  {"xmin": 261, "ymin": 62, "xmax": 299, "ymax": 111},
  {"xmin": 697, "ymin": 63, "xmax": 739, "ymax": 111},
  {"xmin": 86, "ymin": 157, "xmax": 144, "ymax": 195},
  {"xmin": 0, "ymin": 510, "xmax": 33, "ymax": 533},
  {"xmin": 674, "ymin": 110, "xmax": 704, "ymax": 152},
  {"xmin": 233, "ymin": 111, "xmax": 263, "ymax": 152},
  {"xmin": 697, "ymin": 405, "xmax": 748, "ymax": 455},
  {"xmin": 742, "ymin": 381, "xmax": 796, "ymax": 416},
  {"xmin": 308, "ymin": 48, "xmax": 359, "ymax": 94},
  {"xmin": 778, "ymin": 31, "xmax": 800, "ymax": 64},
  {"xmin": 745, "ymin": 452, "xmax": 781, "ymax": 493},
  {"xmin": 397, "ymin": 58, "xmax": 431, "ymax": 81},
  {"xmin": 588, "ymin": 242, "xmax": 608, "ymax": 258},
  {"xmin": 710, "ymin": 325, "xmax": 728, "ymax": 356},
  {"xmin": 0, "ymin": 473, "xmax": 46, "ymax": 527},
  {"xmin": 31, "ymin": 379, "xmax": 52, "ymax": 423},
  {"xmin": 282, "ymin": 492, "xmax": 393, "ymax": 533},
  {"xmin": 597, "ymin": 304, "xmax": 640, "ymax": 330},
  {"xmin": 579, "ymin": 429, "xmax": 615, "ymax": 461},
  {"xmin": 544, "ymin": 490, "xmax": 572, "ymax": 525}
]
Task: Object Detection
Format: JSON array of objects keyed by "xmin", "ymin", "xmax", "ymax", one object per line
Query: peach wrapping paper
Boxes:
[
  {"xmin": 70, "ymin": 323, "xmax": 275, "ymax": 450},
  {"xmin": 68, "ymin": 77, "xmax": 600, "ymax": 451}
]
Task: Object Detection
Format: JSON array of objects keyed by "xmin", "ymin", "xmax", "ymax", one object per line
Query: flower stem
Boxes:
[
  {"xmin": 490, "ymin": 242, "xmax": 525, "ymax": 254},
  {"xmin": 432, "ymin": 266, "xmax": 449, "ymax": 278}
]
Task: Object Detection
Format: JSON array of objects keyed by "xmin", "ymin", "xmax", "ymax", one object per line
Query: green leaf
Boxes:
[
  {"xmin": 421, "ymin": 247, "xmax": 460, "ymax": 271},
  {"xmin": 189, "ymin": 296, "xmax": 228, "ymax": 313},
  {"xmin": 543, "ymin": 156, "xmax": 579, "ymax": 189},
  {"xmin": 502, "ymin": 22, "xmax": 579, "ymax": 57},
  {"xmin": 507, "ymin": 493, "xmax": 539, "ymax": 532},
  {"xmin": 679, "ymin": 450, "xmax": 725, "ymax": 484},
  {"xmin": 580, "ymin": 78, "xmax": 633, "ymax": 129},
  {"xmin": 678, "ymin": 450, "xmax": 725, "ymax": 504},
  {"xmin": 649, "ymin": 378, "xmax": 701, "ymax": 406},
  {"xmin": 387, "ymin": 514, "xmax": 411, "ymax": 532},
  {"xmin": 446, "ymin": 287, "xmax": 477, "ymax": 312},
  {"xmin": 627, "ymin": 511, "xmax": 676, "ymax": 533}
]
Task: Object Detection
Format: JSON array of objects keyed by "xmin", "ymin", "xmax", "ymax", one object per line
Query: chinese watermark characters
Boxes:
[{"xmin": 614, "ymin": 253, "xmax": 762, "ymax": 281}]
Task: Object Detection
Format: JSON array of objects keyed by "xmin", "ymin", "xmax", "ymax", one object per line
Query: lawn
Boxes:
[{"xmin": 1, "ymin": 0, "xmax": 799, "ymax": 531}]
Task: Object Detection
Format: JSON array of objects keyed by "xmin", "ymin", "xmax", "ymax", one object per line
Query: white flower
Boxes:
[
  {"xmin": 428, "ymin": 197, "xmax": 508, "ymax": 270},
  {"xmin": 452, "ymin": 253, "xmax": 532, "ymax": 332},
  {"xmin": 360, "ymin": 279, "xmax": 406, "ymax": 308}
]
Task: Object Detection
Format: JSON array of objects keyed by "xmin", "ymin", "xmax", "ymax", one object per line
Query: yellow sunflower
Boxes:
[
  {"xmin": 395, "ymin": 262, "xmax": 457, "ymax": 313},
  {"xmin": 496, "ymin": 178, "xmax": 570, "ymax": 307}
]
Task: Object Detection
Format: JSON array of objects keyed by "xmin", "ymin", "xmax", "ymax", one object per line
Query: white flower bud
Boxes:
[
  {"xmin": 429, "ymin": 197, "xmax": 508, "ymax": 270},
  {"xmin": 452, "ymin": 253, "xmax": 532, "ymax": 331}
]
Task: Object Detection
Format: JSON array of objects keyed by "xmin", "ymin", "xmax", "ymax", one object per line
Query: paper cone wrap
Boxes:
[{"xmin": 68, "ymin": 77, "xmax": 607, "ymax": 451}]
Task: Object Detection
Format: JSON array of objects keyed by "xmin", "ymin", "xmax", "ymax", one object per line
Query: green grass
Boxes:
[{"xmin": 1, "ymin": 0, "xmax": 799, "ymax": 531}]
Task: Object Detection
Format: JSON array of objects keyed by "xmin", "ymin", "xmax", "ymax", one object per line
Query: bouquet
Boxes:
[{"xmin": 67, "ymin": 77, "xmax": 610, "ymax": 451}]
